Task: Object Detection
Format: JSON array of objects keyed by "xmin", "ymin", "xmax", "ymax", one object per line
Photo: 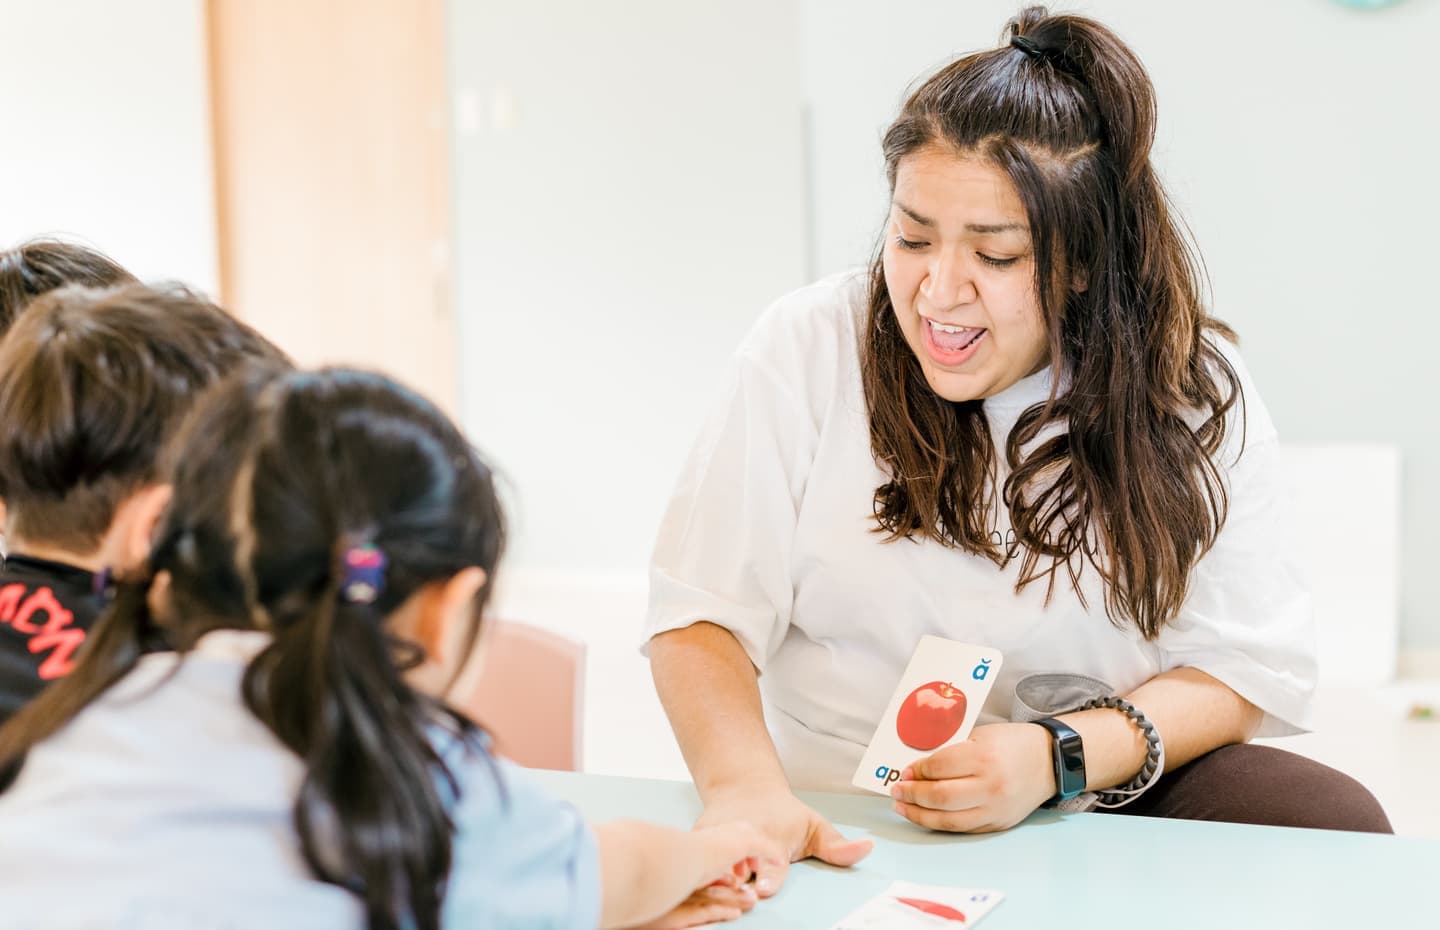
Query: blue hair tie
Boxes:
[{"xmin": 339, "ymin": 544, "xmax": 387, "ymax": 604}]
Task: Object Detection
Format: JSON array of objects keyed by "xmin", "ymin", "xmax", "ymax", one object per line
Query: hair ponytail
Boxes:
[
  {"xmin": 244, "ymin": 575, "xmax": 457, "ymax": 930},
  {"xmin": 227, "ymin": 371, "xmax": 502, "ymax": 930},
  {"xmin": 1006, "ymin": 7, "xmax": 1156, "ymax": 188}
]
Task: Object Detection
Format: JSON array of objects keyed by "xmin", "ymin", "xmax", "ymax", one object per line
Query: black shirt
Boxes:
[{"xmin": 0, "ymin": 554, "xmax": 103, "ymax": 724}]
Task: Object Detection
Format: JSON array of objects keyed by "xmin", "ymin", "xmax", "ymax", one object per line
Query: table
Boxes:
[{"xmin": 534, "ymin": 770, "xmax": 1439, "ymax": 929}]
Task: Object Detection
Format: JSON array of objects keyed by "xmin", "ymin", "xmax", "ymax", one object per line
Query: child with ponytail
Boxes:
[{"xmin": 0, "ymin": 365, "xmax": 778, "ymax": 929}]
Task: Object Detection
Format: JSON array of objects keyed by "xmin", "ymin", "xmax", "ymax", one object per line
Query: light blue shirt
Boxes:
[
  {"xmin": 0, "ymin": 630, "xmax": 601, "ymax": 930},
  {"xmin": 444, "ymin": 736, "xmax": 601, "ymax": 929}
]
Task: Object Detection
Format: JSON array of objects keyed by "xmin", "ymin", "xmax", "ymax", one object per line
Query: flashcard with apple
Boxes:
[{"xmin": 852, "ymin": 635, "xmax": 1004, "ymax": 795}]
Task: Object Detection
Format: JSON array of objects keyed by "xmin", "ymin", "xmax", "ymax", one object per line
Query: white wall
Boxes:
[
  {"xmin": 0, "ymin": 0, "xmax": 219, "ymax": 293},
  {"xmin": 799, "ymin": 0, "xmax": 1440, "ymax": 653},
  {"xmin": 445, "ymin": 0, "xmax": 805, "ymax": 784},
  {"xmin": 447, "ymin": 0, "xmax": 808, "ymax": 577}
]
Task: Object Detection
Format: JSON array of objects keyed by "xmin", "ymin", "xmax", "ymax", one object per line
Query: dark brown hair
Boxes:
[
  {"xmin": 0, "ymin": 366, "xmax": 507, "ymax": 930},
  {"xmin": 0, "ymin": 238, "xmax": 136, "ymax": 335},
  {"xmin": 862, "ymin": 6, "xmax": 1242, "ymax": 638},
  {"xmin": 0, "ymin": 283, "xmax": 288, "ymax": 552}
]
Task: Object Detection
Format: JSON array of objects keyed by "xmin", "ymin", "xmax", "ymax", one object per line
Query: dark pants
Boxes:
[{"xmin": 1096, "ymin": 744, "xmax": 1393, "ymax": 834}]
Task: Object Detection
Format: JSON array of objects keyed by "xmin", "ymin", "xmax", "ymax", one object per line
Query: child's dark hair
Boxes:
[
  {"xmin": 0, "ymin": 366, "xmax": 507, "ymax": 930},
  {"xmin": 0, "ymin": 238, "xmax": 136, "ymax": 334},
  {"xmin": 0, "ymin": 282, "xmax": 288, "ymax": 551}
]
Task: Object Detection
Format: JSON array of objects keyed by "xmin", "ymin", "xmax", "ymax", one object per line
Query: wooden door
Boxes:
[{"xmin": 207, "ymin": 0, "xmax": 456, "ymax": 414}]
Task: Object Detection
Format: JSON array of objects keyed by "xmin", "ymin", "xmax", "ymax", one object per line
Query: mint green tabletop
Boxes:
[{"xmin": 533, "ymin": 770, "xmax": 1438, "ymax": 929}]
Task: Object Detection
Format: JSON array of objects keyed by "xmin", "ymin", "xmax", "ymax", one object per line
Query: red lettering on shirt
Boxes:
[
  {"xmin": 0, "ymin": 584, "xmax": 30, "ymax": 630},
  {"xmin": 0, "ymin": 585, "xmax": 85, "ymax": 680}
]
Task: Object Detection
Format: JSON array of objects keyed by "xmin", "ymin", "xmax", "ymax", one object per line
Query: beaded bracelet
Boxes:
[{"xmin": 1075, "ymin": 695, "xmax": 1166, "ymax": 808}]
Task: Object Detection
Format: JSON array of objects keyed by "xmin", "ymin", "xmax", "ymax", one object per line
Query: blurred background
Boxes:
[{"xmin": 2, "ymin": 0, "xmax": 1437, "ymax": 831}]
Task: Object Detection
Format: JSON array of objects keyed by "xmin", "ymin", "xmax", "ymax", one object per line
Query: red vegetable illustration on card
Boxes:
[
  {"xmin": 895, "ymin": 896, "xmax": 967, "ymax": 922},
  {"xmin": 895, "ymin": 680, "xmax": 968, "ymax": 750}
]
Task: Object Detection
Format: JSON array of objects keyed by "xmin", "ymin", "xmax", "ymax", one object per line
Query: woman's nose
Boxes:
[{"xmin": 921, "ymin": 251, "xmax": 977, "ymax": 310}]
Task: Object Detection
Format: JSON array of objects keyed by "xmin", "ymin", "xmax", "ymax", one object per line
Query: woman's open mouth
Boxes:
[{"xmin": 922, "ymin": 317, "xmax": 987, "ymax": 366}]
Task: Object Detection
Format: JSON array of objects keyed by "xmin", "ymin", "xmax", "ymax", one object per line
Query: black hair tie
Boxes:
[
  {"xmin": 1010, "ymin": 34, "xmax": 1044, "ymax": 60},
  {"xmin": 1009, "ymin": 33, "xmax": 1083, "ymax": 80}
]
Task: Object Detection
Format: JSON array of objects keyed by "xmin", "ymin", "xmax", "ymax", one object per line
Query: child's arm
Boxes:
[{"xmin": 594, "ymin": 819, "xmax": 779, "ymax": 929}]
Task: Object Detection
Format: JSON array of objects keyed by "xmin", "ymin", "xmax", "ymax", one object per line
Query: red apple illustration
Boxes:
[{"xmin": 895, "ymin": 680, "xmax": 968, "ymax": 750}]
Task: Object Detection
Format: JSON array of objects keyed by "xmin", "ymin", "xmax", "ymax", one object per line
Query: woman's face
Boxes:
[{"xmin": 882, "ymin": 145, "xmax": 1049, "ymax": 403}]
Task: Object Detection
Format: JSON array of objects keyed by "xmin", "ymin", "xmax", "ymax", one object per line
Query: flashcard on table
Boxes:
[
  {"xmin": 828, "ymin": 881, "xmax": 1004, "ymax": 928},
  {"xmin": 852, "ymin": 635, "xmax": 1003, "ymax": 795}
]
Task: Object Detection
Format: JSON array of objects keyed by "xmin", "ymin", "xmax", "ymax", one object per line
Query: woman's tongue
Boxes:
[{"xmin": 931, "ymin": 323, "xmax": 983, "ymax": 353}]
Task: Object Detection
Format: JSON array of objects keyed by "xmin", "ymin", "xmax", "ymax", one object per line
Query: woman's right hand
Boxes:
[{"xmin": 695, "ymin": 784, "xmax": 873, "ymax": 896}]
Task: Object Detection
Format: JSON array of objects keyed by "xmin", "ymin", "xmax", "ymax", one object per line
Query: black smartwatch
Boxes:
[{"xmin": 1031, "ymin": 716, "xmax": 1086, "ymax": 807}]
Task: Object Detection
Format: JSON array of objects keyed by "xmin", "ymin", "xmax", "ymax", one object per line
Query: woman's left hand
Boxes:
[{"xmin": 888, "ymin": 723, "xmax": 1057, "ymax": 833}]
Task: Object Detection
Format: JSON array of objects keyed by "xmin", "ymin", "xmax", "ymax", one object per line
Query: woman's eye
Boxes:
[
  {"xmin": 978, "ymin": 253, "xmax": 1019, "ymax": 268},
  {"xmin": 894, "ymin": 235, "xmax": 928, "ymax": 252}
]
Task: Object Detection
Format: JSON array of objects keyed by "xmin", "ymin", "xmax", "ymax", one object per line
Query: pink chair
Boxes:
[{"xmin": 454, "ymin": 620, "xmax": 585, "ymax": 771}]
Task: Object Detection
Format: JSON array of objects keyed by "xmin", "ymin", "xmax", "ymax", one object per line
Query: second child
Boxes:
[{"xmin": 0, "ymin": 283, "xmax": 288, "ymax": 721}]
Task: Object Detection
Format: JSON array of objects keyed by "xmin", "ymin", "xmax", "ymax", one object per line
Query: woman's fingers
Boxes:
[
  {"xmin": 804, "ymin": 818, "xmax": 874, "ymax": 868},
  {"xmin": 892, "ymin": 798, "xmax": 994, "ymax": 833}
]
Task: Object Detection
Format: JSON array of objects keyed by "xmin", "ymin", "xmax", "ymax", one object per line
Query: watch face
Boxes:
[{"xmin": 1035, "ymin": 718, "xmax": 1087, "ymax": 801}]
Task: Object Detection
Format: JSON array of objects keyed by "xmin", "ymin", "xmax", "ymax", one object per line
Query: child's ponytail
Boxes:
[
  {"xmin": 227, "ymin": 370, "xmax": 504, "ymax": 930},
  {"xmin": 243, "ymin": 537, "xmax": 459, "ymax": 930}
]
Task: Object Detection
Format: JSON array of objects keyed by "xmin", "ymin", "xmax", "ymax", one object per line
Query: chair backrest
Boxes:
[{"xmin": 452, "ymin": 620, "xmax": 585, "ymax": 771}]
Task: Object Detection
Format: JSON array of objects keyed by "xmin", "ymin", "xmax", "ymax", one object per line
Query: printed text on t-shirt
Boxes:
[{"xmin": 0, "ymin": 584, "xmax": 85, "ymax": 679}]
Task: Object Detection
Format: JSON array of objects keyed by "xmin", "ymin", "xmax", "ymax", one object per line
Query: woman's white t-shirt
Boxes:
[{"xmin": 644, "ymin": 271, "xmax": 1316, "ymax": 794}]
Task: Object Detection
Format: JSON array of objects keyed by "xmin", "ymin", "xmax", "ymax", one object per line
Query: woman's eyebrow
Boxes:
[
  {"xmin": 966, "ymin": 222, "xmax": 1027, "ymax": 234},
  {"xmin": 894, "ymin": 201, "xmax": 1027, "ymax": 235},
  {"xmin": 893, "ymin": 201, "xmax": 936, "ymax": 227}
]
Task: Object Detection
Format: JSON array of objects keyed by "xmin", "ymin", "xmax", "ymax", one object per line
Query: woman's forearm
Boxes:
[
  {"xmin": 647, "ymin": 622, "xmax": 789, "ymax": 799},
  {"xmin": 1058, "ymin": 666, "xmax": 1263, "ymax": 790}
]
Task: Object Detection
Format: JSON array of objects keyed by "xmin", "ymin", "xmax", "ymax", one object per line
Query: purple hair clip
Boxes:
[
  {"xmin": 92, "ymin": 566, "xmax": 117, "ymax": 605},
  {"xmin": 339, "ymin": 544, "xmax": 387, "ymax": 604}
]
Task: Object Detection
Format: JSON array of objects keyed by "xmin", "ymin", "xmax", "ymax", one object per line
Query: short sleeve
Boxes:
[
  {"xmin": 1154, "ymin": 347, "xmax": 1318, "ymax": 737},
  {"xmin": 640, "ymin": 278, "xmax": 855, "ymax": 674},
  {"xmin": 444, "ymin": 755, "xmax": 601, "ymax": 930},
  {"xmin": 642, "ymin": 348, "xmax": 818, "ymax": 672}
]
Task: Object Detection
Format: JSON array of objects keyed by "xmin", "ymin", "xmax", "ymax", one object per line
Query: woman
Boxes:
[{"xmin": 645, "ymin": 5, "xmax": 1390, "ymax": 895}]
